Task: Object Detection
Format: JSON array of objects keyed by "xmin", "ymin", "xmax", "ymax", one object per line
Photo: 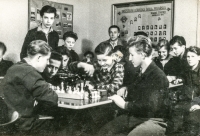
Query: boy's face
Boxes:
[
  {"xmin": 170, "ymin": 42, "xmax": 185, "ymax": 57},
  {"xmin": 85, "ymin": 54, "xmax": 93, "ymax": 62},
  {"xmin": 129, "ymin": 46, "xmax": 143, "ymax": 67},
  {"xmin": 45, "ymin": 59, "xmax": 61, "ymax": 78},
  {"xmin": 64, "ymin": 37, "xmax": 76, "ymax": 50},
  {"xmin": 62, "ymin": 55, "xmax": 69, "ymax": 68},
  {"xmin": 41, "ymin": 13, "xmax": 55, "ymax": 28},
  {"xmin": 97, "ymin": 54, "xmax": 114, "ymax": 70},
  {"xmin": 36, "ymin": 53, "xmax": 51, "ymax": 72},
  {"xmin": 109, "ymin": 28, "xmax": 120, "ymax": 41},
  {"xmin": 187, "ymin": 51, "xmax": 200, "ymax": 68},
  {"xmin": 113, "ymin": 50, "xmax": 123, "ymax": 63},
  {"xmin": 158, "ymin": 46, "xmax": 168, "ymax": 60}
]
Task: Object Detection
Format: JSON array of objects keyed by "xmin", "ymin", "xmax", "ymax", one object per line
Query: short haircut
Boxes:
[
  {"xmin": 108, "ymin": 25, "xmax": 120, "ymax": 33},
  {"xmin": 27, "ymin": 40, "xmax": 52, "ymax": 57},
  {"xmin": 113, "ymin": 45, "xmax": 126, "ymax": 55},
  {"xmin": 134, "ymin": 31, "xmax": 148, "ymax": 37},
  {"xmin": 95, "ymin": 42, "xmax": 113, "ymax": 56},
  {"xmin": 187, "ymin": 46, "xmax": 200, "ymax": 56},
  {"xmin": 0, "ymin": 42, "xmax": 7, "ymax": 55},
  {"xmin": 40, "ymin": 5, "xmax": 57, "ymax": 17},
  {"xmin": 169, "ymin": 35, "xmax": 186, "ymax": 47},
  {"xmin": 55, "ymin": 46, "xmax": 71, "ymax": 57},
  {"xmin": 84, "ymin": 51, "xmax": 94, "ymax": 58},
  {"xmin": 128, "ymin": 39, "xmax": 152, "ymax": 57},
  {"xmin": 63, "ymin": 31, "xmax": 78, "ymax": 41},
  {"xmin": 50, "ymin": 51, "xmax": 62, "ymax": 62},
  {"xmin": 157, "ymin": 39, "xmax": 170, "ymax": 52}
]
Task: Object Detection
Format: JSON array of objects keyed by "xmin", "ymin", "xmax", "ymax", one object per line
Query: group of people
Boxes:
[{"xmin": 0, "ymin": 5, "xmax": 200, "ymax": 136}]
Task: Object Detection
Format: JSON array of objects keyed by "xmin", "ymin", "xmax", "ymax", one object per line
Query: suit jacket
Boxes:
[
  {"xmin": 0, "ymin": 59, "xmax": 13, "ymax": 76},
  {"xmin": 20, "ymin": 27, "xmax": 59, "ymax": 59},
  {"xmin": 0, "ymin": 60, "xmax": 58, "ymax": 131}
]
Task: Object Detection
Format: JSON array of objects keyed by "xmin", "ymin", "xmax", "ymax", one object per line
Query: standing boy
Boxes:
[
  {"xmin": 20, "ymin": 5, "xmax": 59, "ymax": 59},
  {"xmin": 102, "ymin": 25, "xmax": 123, "ymax": 48}
]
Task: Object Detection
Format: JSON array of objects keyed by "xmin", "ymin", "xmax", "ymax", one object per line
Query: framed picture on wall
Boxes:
[
  {"xmin": 28, "ymin": 0, "xmax": 73, "ymax": 38},
  {"xmin": 112, "ymin": 0, "xmax": 174, "ymax": 44}
]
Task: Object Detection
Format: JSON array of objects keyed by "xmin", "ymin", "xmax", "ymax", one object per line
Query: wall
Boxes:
[
  {"xmin": 88, "ymin": 0, "xmax": 198, "ymax": 51},
  {"xmin": 0, "ymin": 0, "xmax": 198, "ymax": 62},
  {"xmin": 0, "ymin": 0, "xmax": 90, "ymax": 62}
]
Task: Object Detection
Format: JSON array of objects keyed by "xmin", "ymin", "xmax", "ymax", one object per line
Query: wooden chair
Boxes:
[{"xmin": 0, "ymin": 96, "xmax": 19, "ymax": 134}]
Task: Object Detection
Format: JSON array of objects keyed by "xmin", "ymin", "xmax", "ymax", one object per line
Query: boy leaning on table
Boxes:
[{"xmin": 167, "ymin": 46, "xmax": 200, "ymax": 135}]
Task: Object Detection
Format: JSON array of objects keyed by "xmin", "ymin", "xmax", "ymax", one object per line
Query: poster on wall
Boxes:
[
  {"xmin": 29, "ymin": 0, "xmax": 73, "ymax": 38},
  {"xmin": 112, "ymin": 0, "xmax": 174, "ymax": 44}
]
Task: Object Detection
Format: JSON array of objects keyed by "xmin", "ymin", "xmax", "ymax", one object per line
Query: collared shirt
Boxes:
[
  {"xmin": 110, "ymin": 39, "xmax": 118, "ymax": 48},
  {"xmin": 37, "ymin": 25, "xmax": 53, "ymax": 43}
]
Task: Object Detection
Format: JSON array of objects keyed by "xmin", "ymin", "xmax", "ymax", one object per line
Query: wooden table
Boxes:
[{"xmin": 58, "ymin": 96, "xmax": 112, "ymax": 109}]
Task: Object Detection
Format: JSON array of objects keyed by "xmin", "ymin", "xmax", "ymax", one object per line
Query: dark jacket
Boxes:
[
  {"xmin": 0, "ymin": 59, "xmax": 13, "ymax": 76},
  {"xmin": 125, "ymin": 61, "xmax": 169, "ymax": 118},
  {"xmin": 181, "ymin": 62, "xmax": 200, "ymax": 106},
  {"xmin": 20, "ymin": 27, "xmax": 59, "ymax": 59},
  {"xmin": 154, "ymin": 56, "xmax": 181, "ymax": 76},
  {"xmin": 0, "ymin": 60, "xmax": 58, "ymax": 131}
]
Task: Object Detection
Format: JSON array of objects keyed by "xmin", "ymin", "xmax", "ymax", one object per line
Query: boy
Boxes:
[
  {"xmin": 20, "ymin": 5, "xmax": 59, "ymax": 59},
  {"xmin": 56, "ymin": 31, "xmax": 79, "ymax": 62},
  {"xmin": 169, "ymin": 35, "xmax": 188, "ymax": 72},
  {"xmin": 0, "ymin": 42, "xmax": 13, "ymax": 76},
  {"xmin": 168, "ymin": 46, "xmax": 200, "ymax": 135},
  {"xmin": 0, "ymin": 40, "xmax": 58, "ymax": 135},
  {"xmin": 42, "ymin": 51, "xmax": 62, "ymax": 85},
  {"xmin": 102, "ymin": 25, "xmax": 124, "ymax": 48},
  {"xmin": 98, "ymin": 38, "xmax": 169, "ymax": 136}
]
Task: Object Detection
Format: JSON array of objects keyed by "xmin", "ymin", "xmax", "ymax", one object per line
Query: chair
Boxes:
[
  {"xmin": 0, "ymin": 111, "xmax": 19, "ymax": 126},
  {"xmin": 0, "ymin": 96, "xmax": 20, "ymax": 134}
]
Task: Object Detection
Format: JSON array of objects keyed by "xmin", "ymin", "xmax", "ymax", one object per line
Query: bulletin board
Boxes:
[
  {"xmin": 112, "ymin": 0, "xmax": 174, "ymax": 44},
  {"xmin": 29, "ymin": 0, "xmax": 73, "ymax": 38}
]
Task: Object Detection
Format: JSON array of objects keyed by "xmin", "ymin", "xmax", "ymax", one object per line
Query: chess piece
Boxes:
[
  {"xmin": 60, "ymin": 82, "xmax": 65, "ymax": 93},
  {"xmin": 68, "ymin": 86, "xmax": 72, "ymax": 94}
]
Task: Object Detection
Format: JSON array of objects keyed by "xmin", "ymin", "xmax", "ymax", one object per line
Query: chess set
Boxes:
[{"xmin": 49, "ymin": 81, "xmax": 106, "ymax": 100}]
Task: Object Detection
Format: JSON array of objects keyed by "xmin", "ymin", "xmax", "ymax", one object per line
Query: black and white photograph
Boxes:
[{"xmin": 0, "ymin": 0, "xmax": 199, "ymax": 136}]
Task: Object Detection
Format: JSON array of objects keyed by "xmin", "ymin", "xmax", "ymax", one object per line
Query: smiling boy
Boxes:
[{"xmin": 20, "ymin": 5, "xmax": 59, "ymax": 59}]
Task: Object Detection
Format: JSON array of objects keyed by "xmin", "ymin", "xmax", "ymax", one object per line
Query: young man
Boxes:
[
  {"xmin": 0, "ymin": 42, "xmax": 13, "ymax": 76},
  {"xmin": 0, "ymin": 40, "xmax": 58, "ymax": 135},
  {"xmin": 102, "ymin": 25, "xmax": 123, "ymax": 48},
  {"xmin": 20, "ymin": 5, "xmax": 59, "ymax": 59},
  {"xmin": 98, "ymin": 38, "xmax": 169, "ymax": 136},
  {"xmin": 42, "ymin": 51, "xmax": 62, "ymax": 86},
  {"xmin": 169, "ymin": 35, "xmax": 188, "ymax": 73}
]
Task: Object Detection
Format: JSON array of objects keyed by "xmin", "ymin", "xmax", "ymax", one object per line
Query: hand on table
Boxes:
[
  {"xmin": 117, "ymin": 87, "xmax": 127, "ymax": 98},
  {"xmin": 190, "ymin": 105, "xmax": 200, "ymax": 112},
  {"xmin": 108, "ymin": 95, "xmax": 126, "ymax": 109}
]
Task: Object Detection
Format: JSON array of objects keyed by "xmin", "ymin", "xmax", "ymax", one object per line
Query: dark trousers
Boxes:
[{"xmin": 98, "ymin": 114, "xmax": 167, "ymax": 136}]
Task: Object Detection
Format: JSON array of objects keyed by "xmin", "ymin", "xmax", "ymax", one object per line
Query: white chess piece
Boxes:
[
  {"xmin": 68, "ymin": 86, "xmax": 72, "ymax": 94},
  {"xmin": 60, "ymin": 82, "xmax": 65, "ymax": 93}
]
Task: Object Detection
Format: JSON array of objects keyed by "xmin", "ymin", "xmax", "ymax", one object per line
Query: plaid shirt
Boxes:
[{"xmin": 92, "ymin": 62, "xmax": 124, "ymax": 93}]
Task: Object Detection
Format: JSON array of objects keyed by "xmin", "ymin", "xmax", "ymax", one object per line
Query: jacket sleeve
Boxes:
[
  {"xmin": 23, "ymin": 71, "xmax": 58, "ymax": 107},
  {"xmin": 20, "ymin": 31, "xmax": 32, "ymax": 60}
]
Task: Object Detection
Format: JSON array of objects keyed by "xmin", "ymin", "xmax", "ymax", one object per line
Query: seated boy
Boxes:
[
  {"xmin": 42, "ymin": 51, "xmax": 62, "ymax": 86},
  {"xmin": 167, "ymin": 46, "xmax": 200, "ymax": 135},
  {"xmin": 0, "ymin": 42, "xmax": 13, "ymax": 76},
  {"xmin": 98, "ymin": 38, "xmax": 169, "ymax": 136},
  {"xmin": 0, "ymin": 40, "xmax": 58, "ymax": 135}
]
